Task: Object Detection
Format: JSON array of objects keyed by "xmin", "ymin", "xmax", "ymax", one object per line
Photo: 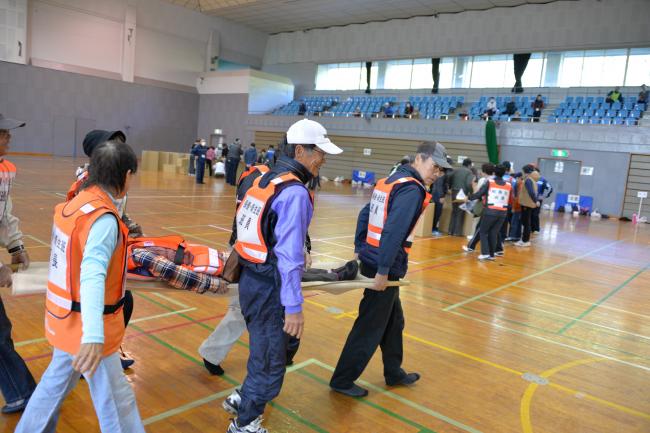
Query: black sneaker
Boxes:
[
  {"xmin": 330, "ymin": 383, "xmax": 368, "ymax": 397},
  {"xmin": 203, "ymin": 358, "xmax": 225, "ymax": 376},
  {"xmin": 386, "ymin": 372, "xmax": 421, "ymax": 386},
  {"xmin": 332, "ymin": 260, "xmax": 359, "ymax": 281},
  {"xmin": 1, "ymin": 398, "xmax": 29, "ymax": 414}
]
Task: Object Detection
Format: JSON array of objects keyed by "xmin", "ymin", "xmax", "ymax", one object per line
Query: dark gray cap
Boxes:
[
  {"xmin": 0, "ymin": 114, "xmax": 26, "ymax": 130},
  {"xmin": 420, "ymin": 141, "xmax": 452, "ymax": 169}
]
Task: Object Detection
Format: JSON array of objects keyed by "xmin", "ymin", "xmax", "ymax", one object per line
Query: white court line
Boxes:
[
  {"xmin": 208, "ymin": 224, "xmax": 233, "ymax": 232},
  {"xmin": 511, "ymin": 285, "xmax": 650, "ymax": 321},
  {"xmin": 447, "ymin": 309, "xmax": 650, "ymax": 373},
  {"xmin": 444, "ymin": 239, "xmax": 624, "ymax": 312},
  {"xmin": 24, "ymin": 234, "xmax": 49, "ymax": 247},
  {"xmin": 152, "ymin": 292, "xmax": 191, "ymax": 309},
  {"xmin": 310, "ymin": 251, "xmax": 348, "ymax": 262},
  {"xmin": 317, "ymin": 239, "xmax": 354, "ymax": 250}
]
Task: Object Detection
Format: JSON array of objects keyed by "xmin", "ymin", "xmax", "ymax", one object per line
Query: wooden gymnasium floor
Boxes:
[{"xmin": 1, "ymin": 155, "xmax": 649, "ymax": 433}]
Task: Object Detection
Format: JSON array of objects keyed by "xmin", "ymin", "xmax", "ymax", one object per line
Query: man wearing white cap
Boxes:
[{"xmin": 225, "ymin": 119, "xmax": 341, "ymax": 433}]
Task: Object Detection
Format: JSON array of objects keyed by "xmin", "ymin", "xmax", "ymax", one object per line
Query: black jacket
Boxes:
[{"xmin": 355, "ymin": 165, "xmax": 427, "ymax": 278}]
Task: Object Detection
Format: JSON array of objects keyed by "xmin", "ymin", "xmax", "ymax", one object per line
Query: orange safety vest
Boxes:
[
  {"xmin": 46, "ymin": 185, "xmax": 128, "ymax": 356},
  {"xmin": 66, "ymin": 170, "xmax": 89, "ymax": 201},
  {"xmin": 0, "ymin": 159, "xmax": 17, "ymax": 220},
  {"xmin": 126, "ymin": 235, "xmax": 224, "ymax": 280},
  {"xmin": 234, "ymin": 173, "xmax": 312, "ymax": 263},
  {"xmin": 366, "ymin": 176, "xmax": 432, "ymax": 253},
  {"xmin": 238, "ymin": 164, "xmax": 270, "ymax": 187},
  {"xmin": 485, "ymin": 179, "xmax": 512, "ymax": 211}
]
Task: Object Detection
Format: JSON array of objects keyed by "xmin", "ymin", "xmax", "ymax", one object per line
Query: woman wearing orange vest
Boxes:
[
  {"xmin": 467, "ymin": 164, "xmax": 513, "ymax": 260},
  {"xmin": 0, "ymin": 115, "xmax": 36, "ymax": 415},
  {"xmin": 330, "ymin": 141, "xmax": 451, "ymax": 398},
  {"xmin": 16, "ymin": 141, "xmax": 145, "ymax": 433}
]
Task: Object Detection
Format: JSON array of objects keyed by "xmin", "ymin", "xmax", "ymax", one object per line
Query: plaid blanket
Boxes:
[{"xmin": 131, "ymin": 248, "xmax": 228, "ymax": 295}]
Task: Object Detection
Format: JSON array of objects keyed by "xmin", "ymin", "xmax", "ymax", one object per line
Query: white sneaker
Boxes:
[
  {"xmin": 478, "ymin": 254, "xmax": 493, "ymax": 261},
  {"xmin": 227, "ymin": 416, "xmax": 267, "ymax": 433},
  {"xmin": 515, "ymin": 241, "xmax": 531, "ymax": 247},
  {"xmin": 466, "ymin": 235, "xmax": 473, "ymax": 240},
  {"xmin": 462, "ymin": 246, "xmax": 474, "ymax": 253},
  {"xmin": 223, "ymin": 389, "xmax": 241, "ymax": 416}
]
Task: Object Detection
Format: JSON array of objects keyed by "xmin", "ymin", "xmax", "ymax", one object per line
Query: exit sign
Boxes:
[{"xmin": 551, "ymin": 149, "xmax": 569, "ymax": 158}]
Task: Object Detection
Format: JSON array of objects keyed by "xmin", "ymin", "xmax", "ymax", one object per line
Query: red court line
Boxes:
[{"xmin": 23, "ymin": 313, "xmax": 226, "ymax": 363}]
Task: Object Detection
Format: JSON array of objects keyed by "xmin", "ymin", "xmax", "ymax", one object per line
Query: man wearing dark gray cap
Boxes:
[
  {"xmin": 0, "ymin": 114, "xmax": 36, "ymax": 414},
  {"xmin": 330, "ymin": 141, "xmax": 450, "ymax": 397}
]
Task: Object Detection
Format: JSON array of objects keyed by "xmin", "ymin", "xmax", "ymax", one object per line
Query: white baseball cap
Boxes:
[{"xmin": 286, "ymin": 119, "xmax": 342, "ymax": 155}]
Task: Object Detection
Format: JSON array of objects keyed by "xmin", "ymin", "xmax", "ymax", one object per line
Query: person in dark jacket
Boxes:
[
  {"xmin": 447, "ymin": 158, "xmax": 474, "ymax": 236},
  {"xmin": 226, "ymin": 139, "xmax": 243, "ymax": 186},
  {"xmin": 467, "ymin": 164, "xmax": 512, "ymax": 260},
  {"xmin": 244, "ymin": 143, "xmax": 258, "ymax": 169},
  {"xmin": 430, "ymin": 162, "xmax": 451, "ymax": 236},
  {"xmin": 515, "ymin": 165, "xmax": 540, "ymax": 247},
  {"xmin": 532, "ymin": 168, "xmax": 553, "ymax": 233},
  {"xmin": 329, "ymin": 141, "xmax": 451, "ymax": 398},
  {"xmin": 191, "ymin": 139, "xmax": 208, "ymax": 184}
]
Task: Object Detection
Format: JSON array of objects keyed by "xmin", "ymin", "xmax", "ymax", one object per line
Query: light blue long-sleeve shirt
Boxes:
[
  {"xmin": 270, "ymin": 184, "xmax": 313, "ymax": 314},
  {"xmin": 79, "ymin": 213, "xmax": 118, "ymax": 344}
]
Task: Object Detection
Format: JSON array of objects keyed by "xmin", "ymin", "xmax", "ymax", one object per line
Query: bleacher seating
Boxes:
[
  {"xmin": 468, "ymin": 95, "xmax": 547, "ymax": 121},
  {"xmin": 546, "ymin": 94, "xmax": 645, "ymax": 126}
]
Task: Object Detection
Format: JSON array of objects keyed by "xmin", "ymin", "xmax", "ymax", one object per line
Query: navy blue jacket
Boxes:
[{"xmin": 355, "ymin": 165, "xmax": 427, "ymax": 278}]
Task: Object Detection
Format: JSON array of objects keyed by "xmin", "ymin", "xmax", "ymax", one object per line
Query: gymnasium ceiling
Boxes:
[{"xmin": 165, "ymin": 0, "xmax": 560, "ymax": 34}]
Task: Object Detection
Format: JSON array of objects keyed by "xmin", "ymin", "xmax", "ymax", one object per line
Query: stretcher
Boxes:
[{"xmin": 9, "ymin": 262, "xmax": 410, "ymax": 297}]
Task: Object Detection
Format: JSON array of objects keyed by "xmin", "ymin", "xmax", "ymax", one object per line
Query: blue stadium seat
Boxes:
[
  {"xmin": 586, "ymin": 97, "xmax": 594, "ymax": 104},
  {"xmin": 596, "ymin": 96, "xmax": 605, "ymax": 104},
  {"xmin": 612, "ymin": 117, "xmax": 624, "ymax": 125},
  {"xmin": 631, "ymin": 110, "xmax": 642, "ymax": 118},
  {"xmin": 547, "ymin": 116, "xmax": 556, "ymax": 123},
  {"xmin": 618, "ymin": 109, "xmax": 629, "ymax": 118},
  {"xmin": 626, "ymin": 118, "xmax": 637, "ymax": 126},
  {"xmin": 601, "ymin": 117, "xmax": 612, "ymax": 125},
  {"xmin": 612, "ymin": 101, "xmax": 622, "ymax": 110},
  {"xmin": 595, "ymin": 109, "xmax": 605, "ymax": 117},
  {"xmin": 589, "ymin": 117, "xmax": 601, "ymax": 124},
  {"xmin": 568, "ymin": 116, "xmax": 578, "ymax": 124}
]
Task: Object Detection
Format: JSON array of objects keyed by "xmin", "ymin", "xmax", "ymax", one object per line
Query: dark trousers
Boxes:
[
  {"xmin": 330, "ymin": 263, "xmax": 406, "ymax": 389},
  {"xmin": 195, "ymin": 156, "xmax": 206, "ymax": 184},
  {"xmin": 531, "ymin": 202, "xmax": 542, "ymax": 232},
  {"xmin": 123, "ymin": 290, "xmax": 133, "ymax": 327},
  {"xmin": 226, "ymin": 158, "xmax": 240, "ymax": 186},
  {"xmin": 479, "ymin": 213, "xmax": 506, "ymax": 256},
  {"xmin": 432, "ymin": 201, "xmax": 443, "ymax": 232},
  {"xmin": 0, "ymin": 296, "xmax": 36, "ymax": 405},
  {"xmin": 521, "ymin": 206, "xmax": 534, "ymax": 242},
  {"xmin": 206, "ymin": 160, "xmax": 213, "ymax": 177},
  {"xmin": 508, "ymin": 211, "xmax": 522, "ymax": 240},
  {"xmin": 237, "ymin": 268, "xmax": 288, "ymax": 426},
  {"xmin": 500, "ymin": 209, "xmax": 511, "ymax": 239},
  {"xmin": 467, "ymin": 217, "xmax": 481, "ymax": 250},
  {"xmin": 448, "ymin": 195, "xmax": 466, "ymax": 236},
  {"xmin": 189, "ymin": 155, "xmax": 195, "ymax": 175}
]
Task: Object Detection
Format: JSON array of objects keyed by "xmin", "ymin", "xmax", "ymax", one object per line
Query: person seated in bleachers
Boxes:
[
  {"xmin": 298, "ymin": 101, "xmax": 307, "ymax": 115},
  {"xmin": 404, "ymin": 102, "xmax": 414, "ymax": 117},
  {"xmin": 412, "ymin": 108, "xmax": 421, "ymax": 119},
  {"xmin": 606, "ymin": 86, "xmax": 624, "ymax": 104},
  {"xmin": 510, "ymin": 110, "xmax": 522, "ymax": 121},
  {"xmin": 638, "ymin": 84, "xmax": 648, "ymax": 105},
  {"xmin": 382, "ymin": 102, "xmax": 395, "ymax": 117},
  {"xmin": 531, "ymin": 94, "xmax": 545, "ymax": 121},
  {"xmin": 483, "ymin": 97, "xmax": 498, "ymax": 119},
  {"xmin": 504, "ymin": 97, "xmax": 517, "ymax": 116},
  {"xmin": 353, "ymin": 106, "xmax": 362, "ymax": 117}
]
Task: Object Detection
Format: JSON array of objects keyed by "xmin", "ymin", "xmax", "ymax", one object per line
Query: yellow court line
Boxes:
[{"xmin": 520, "ymin": 357, "xmax": 650, "ymax": 433}]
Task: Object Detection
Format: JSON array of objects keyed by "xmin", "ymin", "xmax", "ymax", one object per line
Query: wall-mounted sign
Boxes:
[
  {"xmin": 580, "ymin": 166, "xmax": 594, "ymax": 176},
  {"xmin": 567, "ymin": 194, "xmax": 580, "ymax": 204},
  {"xmin": 554, "ymin": 161, "xmax": 564, "ymax": 173},
  {"xmin": 638, "ymin": 191, "xmax": 648, "ymax": 199},
  {"xmin": 551, "ymin": 149, "xmax": 569, "ymax": 158},
  {"xmin": 363, "ymin": 148, "xmax": 371, "ymax": 156}
]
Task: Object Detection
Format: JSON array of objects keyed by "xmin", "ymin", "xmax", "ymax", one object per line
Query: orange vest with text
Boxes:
[
  {"xmin": 234, "ymin": 173, "xmax": 312, "ymax": 263},
  {"xmin": 367, "ymin": 176, "xmax": 432, "ymax": 253},
  {"xmin": 46, "ymin": 186, "xmax": 128, "ymax": 356},
  {"xmin": 485, "ymin": 179, "xmax": 512, "ymax": 211},
  {"xmin": 66, "ymin": 170, "xmax": 89, "ymax": 201}
]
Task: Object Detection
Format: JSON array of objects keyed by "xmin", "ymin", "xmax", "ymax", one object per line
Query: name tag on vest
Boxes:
[
  {"xmin": 49, "ymin": 225, "xmax": 69, "ymax": 290},
  {"xmin": 237, "ymin": 195, "xmax": 265, "ymax": 245}
]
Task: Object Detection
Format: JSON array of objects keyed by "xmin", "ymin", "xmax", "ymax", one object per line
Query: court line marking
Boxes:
[
  {"xmin": 14, "ymin": 307, "xmax": 198, "ymax": 348},
  {"xmin": 511, "ymin": 285, "xmax": 650, "ymax": 321},
  {"xmin": 520, "ymin": 357, "xmax": 650, "ymax": 433},
  {"xmin": 400, "ymin": 287, "xmax": 650, "ymax": 362},
  {"xmin": 557, "ymin": 262, "xmax": 650, "ymax": 335},
  {"xmin": 324, "ymin": 297, "xmax": 650, "ymax": 419},
  {"xmin": 24, "ymin": 234, "xmax": 50, "ymax": 247},
  {"xmin": 151, "ymin": 292, "xmax": 191, "ymax": 309},
  {"xmin": 447, "ymin": 309, "xmax": 650, "ymax": 372},
  {"xmin": 208, "ymin": 224, "xmax": 233, "ymax": 232},
  {"xmin": 443, "ymin": 239, "xmax": 624, "ymax": 312},
  {"xmin": 311, "ymin": 235, "xmax": 355, "ymax": 242},
  {"xmin": 476, "ymin": 291, "xmax": 650, "ymax": 341},
  {"xmin": 161, "ymin": 227, "xmax": 230, "ymax": 248}
]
